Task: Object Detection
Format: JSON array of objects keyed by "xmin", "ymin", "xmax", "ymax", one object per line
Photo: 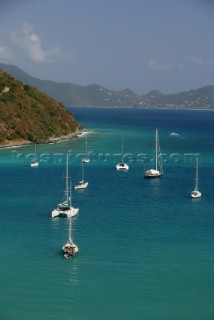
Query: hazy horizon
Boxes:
[{"xmin": 0, "ymin": 0, "xmax": 214, "ymax": 95}]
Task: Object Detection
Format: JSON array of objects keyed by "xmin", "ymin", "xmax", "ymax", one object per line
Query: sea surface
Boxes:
[{"xmin": 0, "ymin": 107, "xmax": 214, "ymax": 320}]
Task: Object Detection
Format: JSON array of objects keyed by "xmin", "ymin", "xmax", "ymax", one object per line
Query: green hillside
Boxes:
[{"xmin": 0, "ymin": 70, "xmax": 80, "ymax": 147}]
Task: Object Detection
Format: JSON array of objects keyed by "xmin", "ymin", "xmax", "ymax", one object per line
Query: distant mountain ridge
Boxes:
[{"xmin": 0, "ymin": 63, "xmax": 214, "ymax": 109}]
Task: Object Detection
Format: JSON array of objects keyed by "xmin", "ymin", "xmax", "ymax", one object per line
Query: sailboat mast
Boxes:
[
  {"xmin": 68, "ymin": 217, "xmax": 72, "ymax": 243},
  {"xmin": 121, "ymin": 134, "xmax": 124, "ymax": 162},
  {"xmin": 155, "ymin": 129, "xmax": 158, "ymax": 171},
  {"xmin": 68, "ymin": 182, "xmax": 73, "ymax": 244},
  {"xmin": 195, "ymin": 156, "xmax": 199, "ymax": 191},
  {"xmin": 66, "ymin": 154, "xmax": 69, "ymax": 203},
  {"xmin": 85, "ymin": 138, "xmax": 88, "ymax": 158},
  {"xmin": 82, "ymin": 160, "xmax": 84, "ymax": 181}
]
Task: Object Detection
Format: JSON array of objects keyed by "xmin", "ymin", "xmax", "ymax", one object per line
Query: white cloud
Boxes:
[
  {"xmin": 11, "ymin": 23, "xmax": 45, "ymax": 62},
  {"xmin": 147, "ymin": 57, "xmax": 173, "ymax": 71},
  {"xmin": 11, "ymin": 22, "xmax": 75, "ymax": 63},
  {"xmin": 0, "ymin": 45, "xmax": 13, "ymax": 60}
]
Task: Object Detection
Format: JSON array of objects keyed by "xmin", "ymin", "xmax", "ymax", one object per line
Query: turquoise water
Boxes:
[{"xmin": 0, "ymin": 108, "xmax": 214, "ymax": 320}]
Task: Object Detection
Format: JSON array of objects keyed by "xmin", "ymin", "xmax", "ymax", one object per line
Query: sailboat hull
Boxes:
[
  {"xmin": 75, "ymin": 181, "xmax": 88, "ymax": 190},
  {"xmin": 82, "ymin": 158, "xmax": 90, "ymax": 163},
  {"xmin": 144, "ymin": 169, "xmax": 163, "ymax": 178},
  {"xmin": 63, "ymin": 243, "xmax": 78, "ymax": 257},
  {"xmin": 116, "ymin": 163, "xmax": 129, "ymax": 171},
  {"xmin": 31, "ymin": 161, "xmax": 39, "ymax": 167},
  {"xmin": 191, "ymin": 190, "xmax": 201, "ymax": 199}
]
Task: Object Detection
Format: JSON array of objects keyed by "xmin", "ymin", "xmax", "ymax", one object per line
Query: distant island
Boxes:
[
  {"xmin": 0, "ymin": 69, "xmax": 81, "ymax": 147},
  {"xmin": 0, "ymin": 63, "xmax": 214, "ymax": 110}
]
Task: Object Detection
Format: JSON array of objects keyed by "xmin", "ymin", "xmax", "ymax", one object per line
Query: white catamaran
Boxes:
[
  {"xmin": 116, "ymin": 134, "xmax": 129, "ymax": 171},
  {"xmin": 75, "ymin": 160, "xmax": 88, "ymax": 190},
  {"xmin": 191, "ymin": 156, "xmax": 201, "ymax": 199},
  {"xmin": 62, "ymin": 185, "xmax": 79, "ymax": 258},
  {"xmin": 144, "ymin": 128, "xmax": 163, "ymax": 178},
  {"xmin": 52, "ymin": 155, "xmax": 79, "ymax": 218},
  {"xmin": 31, "ymin": 144, "xmax": 39, "ymax": 167}
]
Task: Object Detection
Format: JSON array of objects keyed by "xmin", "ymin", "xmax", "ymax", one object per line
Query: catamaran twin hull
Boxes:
[{"xmin": 52, "ymin": 207, "xmax": 79, "ymax": 218}]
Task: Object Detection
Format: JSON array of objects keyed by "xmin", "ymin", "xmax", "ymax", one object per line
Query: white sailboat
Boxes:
[
  {"xmin": 75, "ymin": 160, "xmax": 88, "ymax": 190},
  {"xmin": 31, "ymin": 144, "xmax": 39, "ymax": 167},
  {"xmin": 191, "ymin": 156, "xmax": 201, "ymax": 199},
  {"xmin": 52, "ymin": 155, "xmax": 79, "ymax": 218},
  {"xmin": 62, "ymin": 185, "xmax": 78, "ymax": 258},
  {"xmin": 116, "ymin": 134, "xmax": 129, "ymax": 171},
  {"xmin": 82, "ymin": 137, "xmax": 90, "ymax": 163},
  {"xmin": 144, "ymin": 128, "xmax": 163, "ymax": 178}
]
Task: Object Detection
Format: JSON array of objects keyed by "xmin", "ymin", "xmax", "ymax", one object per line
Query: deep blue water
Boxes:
[{"xmin": 0, "ymin": 107, "xmax": 214, "ymax": 320}]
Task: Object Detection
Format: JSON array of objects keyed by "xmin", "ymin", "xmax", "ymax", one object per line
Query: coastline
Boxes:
[{"xmin": 0, "ymin": 128, "xmax": 87, "ymax": 150}]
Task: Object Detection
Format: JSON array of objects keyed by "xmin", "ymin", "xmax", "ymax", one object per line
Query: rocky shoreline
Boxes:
[{"xmin": 0, "ymin": 128, "xmax": 87, "ymax": 149}]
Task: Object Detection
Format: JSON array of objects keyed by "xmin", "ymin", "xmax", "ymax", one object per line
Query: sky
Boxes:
[{"xmin": 0, "ymin": 0, "xmax": 214, "ymax": 95}]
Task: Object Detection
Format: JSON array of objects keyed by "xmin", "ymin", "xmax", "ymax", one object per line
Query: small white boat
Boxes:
[
  {"xmin": 82, "ymin": 158, "xmax": 90, "ymax": 164},
  {"xmin": 191, "ymin": 156, "xmax": 201, "ymax": 199},
  {"xmin": 31, "ymin": 160, "xmax": 39, "ymax": 167},
  {"xmin": 75, "ymin": 180, "xmax": 88, "ymax": 190},
  {"xmin": 62, "ymin": 192, "xmax": 78, "ymax": 258},
  {"xmin": 63, "ymin": 243, "xmax": 78, "ymax": 258},
  {"xmin": 116, "ymin": 134, "xmax": 129, "ymax": 171},
  {"xmin": 63, "ymin": 241, "xmax": 78, "ymax": 257},
  {"xmin": 144, "ymin": 128, "xmax": 163, "ymax": 178},
  {"xmin": 52, "ymin": 155, "xmax": 79, "ymax": 218},
  {"xmin": 75, "ymin": 160, "xmax": 88, "ymax": 190},
  {"xmin": 82, "ymin": 137, "xmax": 90, "ymax": 163},
  {"xmin": 116, "ymin": 162, "xmax": 129, "ymax": 171},
  {"xmin": 31, "ymin": 144, "xmax": 39, "ymax": 167}
]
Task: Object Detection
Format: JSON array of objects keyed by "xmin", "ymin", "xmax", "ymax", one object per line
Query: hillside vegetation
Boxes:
[{"xmin": 0, "ymin": 70, "xmax": 80, "ymax": 146}]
